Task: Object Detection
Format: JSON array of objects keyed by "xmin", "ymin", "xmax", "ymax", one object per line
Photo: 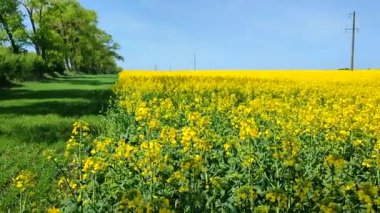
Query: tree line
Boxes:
[{"xmin": 0, "ymin": 0, "xmax": 123, "ymax": 83}]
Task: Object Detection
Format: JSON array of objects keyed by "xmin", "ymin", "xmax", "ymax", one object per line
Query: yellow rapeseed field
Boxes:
[{"xmin": 53, "ymin": 70, "xmax": 380, "ymax": 212}]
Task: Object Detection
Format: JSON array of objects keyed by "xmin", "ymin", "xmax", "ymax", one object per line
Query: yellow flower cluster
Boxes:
[
  {"xmin": 265, "ymin": 192, "xmax": 288, "ymax": 208},
  {"xmin": 325, "ymin": 154, "xmax": 346, "ymax": 170},
  {"xmin": 65, "ymin": 121, "xmax": 91, "ymax": 158},
  {"xmin": 12, "ymin": 170, "xmax": 35, "ymax": 192},
  {"xmin": 58, "ymin": 70, "xmax": 380, "ymax": 212},
  {"xmin": 82, "ymin": 157, "xmax": 107, "ymax": 173},
  {"xmin": 114, "ymin": 140, "xmax": 135, "ymax": 161},
  {"xmin": 47, "ymin": 207, "xmax": 60, "ymax": 213},
  {"xmin": 72, "ymin": 121, "xmax": 90, "ymax": 136}
]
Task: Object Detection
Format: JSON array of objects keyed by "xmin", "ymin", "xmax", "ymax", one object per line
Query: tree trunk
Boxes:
[
  {"xmin": 0, "ymin": 14, "xmax": 20, "ymax": 54},
  {"xmin": 26, "ymin": 7, "xmax": 41, "ymax": 55},
  {"xmin": 38, "ymin": 5, "xmax": 47, "ymax": 61}
]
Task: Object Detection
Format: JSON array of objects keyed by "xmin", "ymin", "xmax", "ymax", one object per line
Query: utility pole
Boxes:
[
  {"xmin": 154, "ymin": 65, "xmax": 157, "ymax": 71},
  {"xmin": 169, "ymin": 63, "xmax": 172, "ymax": 71},
  {"xmin": 346, "ymin": 11, "xmax": 358, "ymax": 71},
  {"xmin": 193, "ymin": 53, "xmax": 197, "ymax": 70}
]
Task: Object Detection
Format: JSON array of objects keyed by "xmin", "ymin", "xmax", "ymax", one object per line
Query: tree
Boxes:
[
  {"xmin": 0, "ymin": 0, "xmax": 27, "ymax": 53},
  {"xmin": 43, "ymin": 0, "xmax": 123, "ymax": 73},
  {"xmin": 1, "ymin": 0, "xmax": 123, "ymax": 75},
  {"xmin": 17, "ymin": 0, "xmax": 49, "ymax": 59}
]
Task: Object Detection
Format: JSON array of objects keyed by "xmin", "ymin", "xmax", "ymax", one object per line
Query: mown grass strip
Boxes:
[{"xmin": 0, "ymin": 74, "xmax": 117, "ymax": 211}]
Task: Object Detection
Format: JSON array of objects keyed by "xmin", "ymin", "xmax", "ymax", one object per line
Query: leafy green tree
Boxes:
[
  {"xmin": 43, "ymin": 0, "xmax": 123, "ymax": 73},
  {"xmin": 1, "ymin": 0, "xmax": 122, "ymax": 77},
  {"xmin": 17, "ymin": 0, "xmax": 66, "ymax": 72},
  {"xmin": 0, "ymin": 0, "xmax": 27, "ymax": 53},
  {"xmin": 17, "ymin": 0, "xmax": 49, "ymax": 59}
]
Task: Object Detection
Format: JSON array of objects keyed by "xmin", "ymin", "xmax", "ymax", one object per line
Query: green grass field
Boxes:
[{"xmin": 0, "ymin": 74, "xmax": 117, "ymax": 211}]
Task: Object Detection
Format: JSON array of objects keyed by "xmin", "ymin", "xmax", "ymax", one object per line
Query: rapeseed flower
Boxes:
[
  {"xmin": 12, "ymin": 170, "xmax": 35, "ymax": 192},
  {"xmin": 57, "ymin": 70, "xmax": 380, "ymax": 211}
]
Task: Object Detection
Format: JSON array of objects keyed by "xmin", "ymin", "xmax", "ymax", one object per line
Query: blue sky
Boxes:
[{"xmin": 80, "ymin": 0, "xmax": 380, "ymax": 70}]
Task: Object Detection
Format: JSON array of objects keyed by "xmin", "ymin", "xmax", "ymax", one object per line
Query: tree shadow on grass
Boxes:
[
  {"xmin": 34, "ymin": 78, "xmax": 116, "ymax": 86},
  {"xmin": 5, "ymin": 120, "xmax": 104, "ymax": 144},
  {"xmin": 0, "ymin": 89, "xmax": 113, "ymax": 116},
  {"xmin": 0, "ymin": 89, "xmax": 114, "ymax": 101},
  {"xmin": 34, "ymin": 75, "xmax": 117, "ymax": 85},
  {"xmin": 0, "ymin": 78, "xmax": 116, "ymax": 144},
  {"xmin": 0, "ymin": 118, "xmax": 102, "ymax": 144},
  {"xmin": 0, "ymin": 101, "xmax": 99, "ymax": 116},
  {"xmin": 12, "ymin": 122, "xmax": 72, "ymax": 144},
  {"xmin": 65, "ymin": 79, "xmax": 116, "ymax": 86}
]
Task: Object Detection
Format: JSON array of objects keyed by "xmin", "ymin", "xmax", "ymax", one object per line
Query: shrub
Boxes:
[
  {"xmin": 0, "ymin": 48, "xmax": 48, "ymax": 82},
  {"xmin": 19, "ymin": 53, "xmax": 47, "ymax": 80}
]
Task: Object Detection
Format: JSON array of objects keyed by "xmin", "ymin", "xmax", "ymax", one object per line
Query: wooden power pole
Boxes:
[{"xmin": 346, "ymin": 11, "xmax": 358, "ymax": 71}]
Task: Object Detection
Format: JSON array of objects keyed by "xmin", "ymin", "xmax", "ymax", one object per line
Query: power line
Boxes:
[{"xmin": 346, "ymin": 11, "xmax": 358, "ymax": 71}]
